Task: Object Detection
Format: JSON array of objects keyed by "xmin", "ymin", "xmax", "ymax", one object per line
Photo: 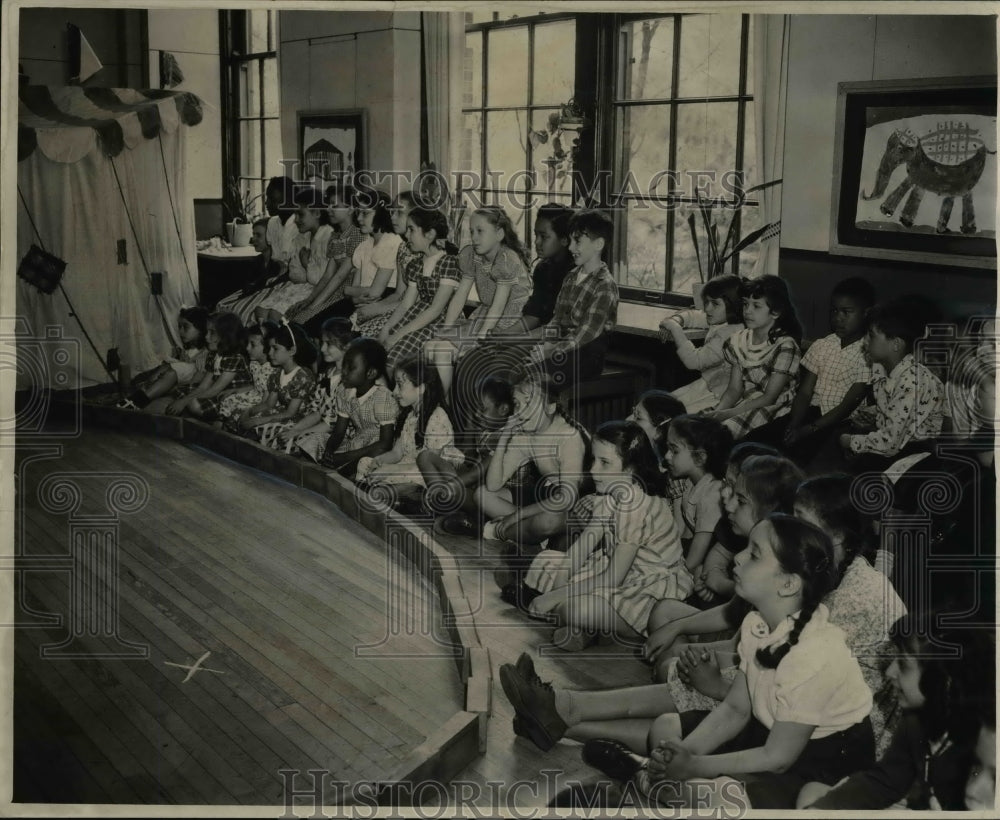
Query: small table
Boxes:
[{"xmin": 196, "ymin": 246, "xmax": 260, "ymax": 308}]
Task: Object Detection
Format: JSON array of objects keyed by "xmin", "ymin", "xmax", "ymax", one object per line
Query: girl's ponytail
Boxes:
[{"xmin": 755, "ymin": 513, "xmax": 838, "ymax": 670}]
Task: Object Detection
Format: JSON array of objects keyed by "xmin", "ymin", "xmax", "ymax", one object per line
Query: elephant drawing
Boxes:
[{"xmin": 862, "ymin": 122, "xmax": 995, "ymax": 234}]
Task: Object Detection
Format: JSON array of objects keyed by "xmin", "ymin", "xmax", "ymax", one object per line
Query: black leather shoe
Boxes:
[
  {"xmin": 581, "ymin": 738, "xmax": 644, "ymax": 782},
  {"xmin": 499, "ymin": 662, "xmax": 567, "ymax": 751}
]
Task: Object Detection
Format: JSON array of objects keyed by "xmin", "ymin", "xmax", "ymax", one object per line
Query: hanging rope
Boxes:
[
  {"xmin": 16, "ymin": 185, "xmax": 117, "ymax": 385},
  {"xmin": 156, "ymin": 131, "xmax": 199, "ymax": 299},
  {"xmin": 109, "ymin": 156, "xmax": 181, "ymax": 350}
]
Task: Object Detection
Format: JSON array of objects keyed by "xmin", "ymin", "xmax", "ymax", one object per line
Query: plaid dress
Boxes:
[
  {"xmin": 284, "ymin": 369, "xmax": 342, "ymax": 461},
  {"xmin": 253, "ymin": 366, "xmax": 316, "ymax": 444},
  {"xmin": 721, "ymin": 330, "xmax": 801, "ymax": 438},
  {"xmin": 219, "ymin": 360, "xmax": 274, "ymax": 431},
  {"xmin": 327, "ymin": 383, "xmax": 399, "ymax": 456},
  {"xmin": 291, "ymin": 224, "xmax": 364, "ymax": 325},
  {"xmin": 355, "ymin": 242, "xmax": 420, "ymax": 338},
  {"xmin": 385, "ymin": 252, "xmax": 461, "ymax": 368},
  {"xmin": 194, "ymin": 352, "xmax": 253, "ymax": 418}
]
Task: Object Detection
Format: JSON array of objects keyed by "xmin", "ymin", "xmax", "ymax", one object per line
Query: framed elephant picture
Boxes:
[{"xmin": 830, "ymin": 76, "xmax": 996, "ymax": 270}]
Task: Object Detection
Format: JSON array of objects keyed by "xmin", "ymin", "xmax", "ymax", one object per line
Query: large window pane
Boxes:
[
  {"xmin": 677, "ymin": 14, "xmax": 742, "ymax": 98},
  {"xmin": 465, "ymin": 11, "xmax": 494, "ymax": 25},
  {"xmin": 671, "ymin": 206, "xmax": 719, "ymax": 294},
  {"xmin": 618, "ymin": 17, "xmax": 673, "ymax": 101},
  {"xmin": 464, "ymin": 31, "xmax": 482, "ymax": 107},
  {"xmin": 617, "ymin": 104, "xmax": 671, "ymax": 195},
  {"xmin": 242, "ymin": 120, "xmax": 261, "ymax": 178},
  {"xmin": 674, "ymin": 102, "xmax": 739, "ymax": 200},
  {"xmin": 736, "ymin": 202, "xmax": 764, "ymax": 277},
  {"xmin": 485, "ymin": 110, "xmax": 528, "ymax": 179},
  {"xmin": 620, "ymin": 202, "xmax": 668, "ymax": 292},
  {"xmin": 533, "ymin": 21, "xmax": 575, "ymax": 105},
  {"xmin": 488, "ymin": 28, "xmax": 529, "ymax": 107}
]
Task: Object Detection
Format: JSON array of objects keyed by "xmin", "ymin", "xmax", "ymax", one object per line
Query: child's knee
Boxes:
[
  {"xmin": 647, "ymin": 713, "xmax": 682, "ymax": 750},
  {"xmin": 652, "ymin": 655, "xmax": 673, "ymax": 683}
]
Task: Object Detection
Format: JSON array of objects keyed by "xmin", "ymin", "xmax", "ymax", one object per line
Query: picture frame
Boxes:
[
  {"xmin": 297, "ymin": 109, "xmax": 366, "ymax": 186},
  {"xmin": 830, "ymin": 75, "xmax": 996, "ymax": 270}
]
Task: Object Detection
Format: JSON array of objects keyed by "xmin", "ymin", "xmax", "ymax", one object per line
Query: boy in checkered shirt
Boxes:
[{"xmin": 781, "ymin": 277, "xmax": 875, "ymax": 465}]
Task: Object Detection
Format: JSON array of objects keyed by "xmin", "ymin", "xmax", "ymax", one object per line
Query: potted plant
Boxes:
[
  {"xmin": 686, "ymin": 178, "xmax": 782, "ymax": 305},
  {"xmin": 528, "ymin": 98, "xmax": 590, "ymax": 197},
  {"xmin": 224, "ymin": 177, "xmax": 264, "ymax": 247}
]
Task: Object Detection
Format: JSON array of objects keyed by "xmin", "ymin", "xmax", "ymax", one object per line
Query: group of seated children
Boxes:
[{"xmin": 120, "ymin": 187, "xmax": 995, "ymax": 811}]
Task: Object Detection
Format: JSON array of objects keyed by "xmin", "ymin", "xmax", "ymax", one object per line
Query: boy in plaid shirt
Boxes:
[
  {"xmin": 525, "ymin": 209, "xmax": 619, "ymax": 389},
  {"xmin": 782, "ymin": 277, "xmax": 875, "ymax": 465}
]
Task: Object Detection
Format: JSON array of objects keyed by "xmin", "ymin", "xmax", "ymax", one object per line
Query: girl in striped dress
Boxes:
[
  {"xmin": 524, "ymin": 420, "xmax": 692, "ymax": 651},
  {"xmin": 354, "ymin": 191, "xmax": 422, "ymax": 337},
  {"xmin": 707, "ymin": 275, "xmax": 802, "ymax": 440},
  {"xmin": 377, "ymin": 207, "xmax": 461, "ymax": 370}
]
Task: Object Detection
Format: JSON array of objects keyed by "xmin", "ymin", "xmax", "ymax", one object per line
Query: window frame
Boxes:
[
  {"xmin": 220, "ymin": 10, "xmax": 281, "ymax": 212},
  {"xmin": 604, "ymin": 12, "xmax": 755, "ymax": 306},
  {"xmin": 462, "ymin": 11, "xmax": 580, "ymax": 248}
]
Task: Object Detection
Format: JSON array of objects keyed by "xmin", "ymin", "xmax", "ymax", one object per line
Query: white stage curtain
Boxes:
[
  {"xmin": 16, "ymin": 125, "xmax": 198, "ymax": 389},
  {"xmin": 421, "ymin": 12, "xmax": 464, "ymax": 186},
  {"xmin": 751, "ymin": 15, "xmax": 790, "ymax": 278}
]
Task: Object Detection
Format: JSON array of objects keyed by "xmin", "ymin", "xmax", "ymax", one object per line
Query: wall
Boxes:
[
  {"xmin": 780, "ymin": 14, "xmax": 997, "ymax": 338},
  {"xmin": 18, "ymin": 7, "xmax": 145, "ymax": 87},
  {"xmin": 146, "ymin": 9, "xmax": 222, "ymax": 201},
  {"xmin": 278, "ymin": 10, "xmax": 421, "ymax": 182}
]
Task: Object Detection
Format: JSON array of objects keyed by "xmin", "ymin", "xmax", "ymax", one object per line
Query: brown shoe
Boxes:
[{"xmin": 499, "ymin": 662, "xmax": 567, "ymax": 751}]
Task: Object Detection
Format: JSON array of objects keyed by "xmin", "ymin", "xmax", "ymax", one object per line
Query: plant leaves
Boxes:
[
  {"xmin": 686, "ymin": 212, "xmax": 705, "ymax": 283},
  {"xmin": 721, "ymin": 221, "xmax": 780, "ymax": 262}
]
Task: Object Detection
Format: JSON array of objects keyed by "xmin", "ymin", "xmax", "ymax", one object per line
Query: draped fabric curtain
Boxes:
[
  {"xmin": 421, "ymin": 12, "xmax": 464, "ymax": 189},
  {"xmin": 751, "ymin": 15, "xmax": 790, "ymax": 278}
]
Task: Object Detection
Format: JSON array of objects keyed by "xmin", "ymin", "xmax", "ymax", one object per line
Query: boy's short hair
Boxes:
[
  {"xmin": 536, "ymin": 203, "xmax": 574, "ymax": 239},
  {"xmin": 478, "ymin": 375, "xmax": 513, "ymax": 409},
  {"xmin": 568, "ymin": 209, "xmax": 614, "ymax": 247},
  {"xmin": 867, "ymin": 295, "xmax": 942, "ymax": 352},
  {"xmin": 252, "ymin": 217, "xmax": 270, "ymax": 231},
  {"xmin": 831, "ymin": 276, "xmax": 876, "ymax": 310}
]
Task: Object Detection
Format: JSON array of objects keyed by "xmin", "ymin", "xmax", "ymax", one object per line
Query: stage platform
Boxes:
[{"xmin": 13, "ymin": 398, "xmax": 654, "ymax": 809}]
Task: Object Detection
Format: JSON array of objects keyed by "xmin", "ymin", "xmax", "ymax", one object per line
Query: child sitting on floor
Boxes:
[
  {"xmin": 273, "ymin": 317, "xmax": 356, "ymax": 460},
  {"xmin": 421, "ymin": 375, "xmax": 513, "ymax": 520},
  {"xmin": 185, "ymin": 312, "xmax": 254, "ymax": 421},
  {"xmin": 120, "ymin": 305, "xmax": 209, "ymax": 409},
  {"xmin": 475, "ymin": 367, "xmax": 588, "ymax": 548},
  {"xmin": 520, "ymin": 420, "xmax": 691, "ymax": 652},
  {"xmin": 659, "ymin": 275, "xmax": 743, "ymax": 413},
  {"xmin": 238, "ymin": 321, "xmax": 317, "ymax": 440},
  {"xmin": 800, "ymin": 611, "xmax": 992, "ymax": 810},
  {"xmin": 661, "ymin": 414, "xmax": 733, "ymax": 595},
  {"xmin": 355, "ymin": 355, "xmax": 464, "ymax": 489},
  {"xmin": 707, "ymin": 274, "xmax": 802, "ymax": 442},
  {"xmin": 320, "ymin": 337, "xmax": 399, "ymax": 476},
  {"xmin": 218, "ymin": 323, "xmax": 273, "ymax": 432}
]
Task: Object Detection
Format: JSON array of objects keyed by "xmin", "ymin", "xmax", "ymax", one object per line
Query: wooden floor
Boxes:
[
  {"xmin": 14, "ymin": 424, "xmax": 654, "ymax": 808},
  {"xmin": 14, "ymin": 428, "xmax": 463, "ymax": 805}
]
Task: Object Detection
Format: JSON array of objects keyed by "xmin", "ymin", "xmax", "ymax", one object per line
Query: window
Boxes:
[
  {"xmin": 460, "ymin": 13, "xmax": 577, "ymax": 248},
  {"xmin": 609, "ymin": 14, "xmax": 756, "ymax": 302},
  {"xmin": 221, "ymin": 10, "xmax": 282, "ymax": 213}
]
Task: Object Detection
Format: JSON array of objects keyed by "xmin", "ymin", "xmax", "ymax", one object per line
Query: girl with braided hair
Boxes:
[{"xmin": 502, "ymin": 515, "xmax": 873, "ymax": 809}]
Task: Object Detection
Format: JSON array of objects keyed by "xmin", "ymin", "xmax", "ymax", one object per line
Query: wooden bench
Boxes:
[{"xmin": 559, "ymin": 353, "xmax": 653, "ymax": 431}]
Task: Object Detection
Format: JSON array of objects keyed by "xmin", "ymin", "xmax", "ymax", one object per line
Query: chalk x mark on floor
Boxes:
[{"xmin": 164, "ymin": 650, "xmax": 225, "ymax": 683}]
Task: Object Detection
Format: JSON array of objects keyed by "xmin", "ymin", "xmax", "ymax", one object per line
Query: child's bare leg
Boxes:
[
  {"xmin": 648, "ymin": 598, "xmax": 700, "ymax": 632},
  {"xmin": 144, "ymin": 396, "xmax": 172, "ymax": 414},
  {"xmin": 424, "ymin": 340, "xmax": 455, "ymax": 395},
  {"xmin": 553, "ymin": 595, "xmax": 641, "ymax": 649},
  {"xmin": 417, "ymin": 450, "xmax": 465, "ymax": 512},
  {"xmin": 474, "ymin": 485, "xmax": 517, "ymax": 519},
  {"xmin": 513, "ymin": 508, "xmax": 567, "ymax": 545},
  {"xmin": 142, "ymin": 370, "xmax": 179, "ymax": 402},
  {"xmin": 560, "ymin": 684, "xmax": 677, "ymax": 752}
]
